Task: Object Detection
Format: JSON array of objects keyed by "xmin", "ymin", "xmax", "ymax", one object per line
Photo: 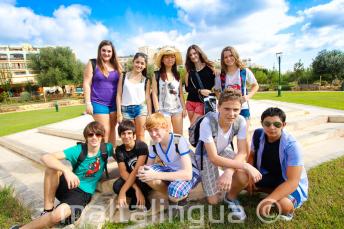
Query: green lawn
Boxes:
[
  {"xmin": 0, "ymin": 105, "xmax": 85, "ymax": 136},
  {"xmin": 253, "ymin": 91, "xmax": 344, "ymax": 110},
  {"xmin": 103, "ymin": 156, "xmax": 344, "ymax": 229}
]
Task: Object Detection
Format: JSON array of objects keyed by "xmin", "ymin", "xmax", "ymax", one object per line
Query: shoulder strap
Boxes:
[
  {"xmin": 253, "ymin": 128, "xmax": 263, "ymax": 167},
  {"xmin": 121, "ymin": 72, "xmax": 126, "ymax": 96},
  {"xmin": 173, "ymin": 134, "xmax": 181, "ymax": 155},
  {"xmin": 194, "ymin": 71, "xmax": 205, "ymax": 89},
  {"xmin": 220, "ymin": 72, "xmax": 226, "ymax": 92},
  {"xmin": 144, "ymin": 77, "xmax": 148, "ymax": 92},
  {"xmin": 90, "ymin": 59, "xmax": 96, "ymax": 75},
  {"xmin": 74, "ymin": 142, "xmax": 88, "ymax": 172},
  {"xmin": 154, "ymin": 71, "xmax": 160, "ymax": 99},
  {"xmin": 206, "ymin": 112, "xmax": 218, "ymax": 138},
  {"xmin": 100, "ymin": 143, "xmax": 109, "ymax": 178},
  {"xmin": 240, "ymin": 68, "xmax": 247, "ymax": 95}
]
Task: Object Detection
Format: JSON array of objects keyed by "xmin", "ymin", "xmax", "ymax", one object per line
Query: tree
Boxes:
[
  {"xmin": 312, "ymin": 49, "xmax": 344, "ymax": 82},
  {"xmin": 28, "ymin": 47, "xmax": 84, "ymax": 90}
]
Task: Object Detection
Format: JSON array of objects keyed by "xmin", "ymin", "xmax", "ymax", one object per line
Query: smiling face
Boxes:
[
  {"xmin": 162, "ymin": 54, "xmax": 176, "ymax": 68},
  {"xmin": 133, "ymin": 56, "xmax": 146, "ymax": 74},
  {"xmin": 120, "ymin": 130, "xmax": 136, "ymax": 146},
  {"xmin": 262, "ymin": 116, "xmax": 286, "ymax": 142},
  {"xmin": 188, "ymin": 48, "xmax": 200, "ymax": 64},
  {"xmin": 100, "ymin": 45, "xmax": 113, "ymax": 62},
  {"xmin": 223, "ymin": 50, "xmax": 236, "ymax": 68},
  {"xmin": 148, "ymin": 127, "xmax": 168, "ymax": 143},
  {"xmin": 218, "ymin": 100, "xmax": 242, "ymax": 125},
  {"xmin": 87, "ymin": 132, "xmax": 103, "ymax": 148}
]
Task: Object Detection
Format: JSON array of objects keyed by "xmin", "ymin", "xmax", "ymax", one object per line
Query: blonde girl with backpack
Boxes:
[{"xmin": 116, "ymin": 52, "xmax": 152, "ymax": 141}]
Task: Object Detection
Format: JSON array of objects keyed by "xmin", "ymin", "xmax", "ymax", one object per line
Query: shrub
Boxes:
[{"xmin": 19, "ymin": 91, "xmax": 32, "ymax": 102}]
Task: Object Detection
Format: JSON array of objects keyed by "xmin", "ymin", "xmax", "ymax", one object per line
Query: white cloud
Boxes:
[{"xmin": 0, "ymin": 2, "xmax": 108, "ymax": 62}]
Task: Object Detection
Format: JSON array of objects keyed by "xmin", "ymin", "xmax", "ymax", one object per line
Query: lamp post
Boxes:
[{"xmin": 276, "ymin": 52, "xmax": 282, "ymax": 97}]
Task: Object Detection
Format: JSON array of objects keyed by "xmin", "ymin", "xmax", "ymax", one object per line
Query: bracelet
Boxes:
[{"xmin": 86, "ymin": 101, "xmax": 92, "ymax": 105}]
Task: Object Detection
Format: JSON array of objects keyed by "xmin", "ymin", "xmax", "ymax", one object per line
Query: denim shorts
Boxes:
[
  {"xmin": 121, "ymin": 104, "xmax": 147, "ymax": 120},
  {"xmin": 92, "ymin": 102, "xmax": 116, "ymax": 114},
  {"xmin": 240, "ymin": 108, "xmax": 250, "ymax": 119}
]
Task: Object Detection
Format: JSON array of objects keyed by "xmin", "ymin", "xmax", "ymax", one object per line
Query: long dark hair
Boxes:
[
  {"xmin": 185, "ymin": 44, "xmax": 214, "ymax": 73},
  {"xmin": 96, "ymin": 40, "xmax": 122, "ymax": 76},
  {"xmin": 159, "ymin": 55, "xmax": 180, "ymax": 81},
  {"xmin": 133, "ymin": 52, "xmax": 148, "ymax": 77},
  {"xmin": 220, "ymin": 46, "xmax": 245, "ymax": 75}
]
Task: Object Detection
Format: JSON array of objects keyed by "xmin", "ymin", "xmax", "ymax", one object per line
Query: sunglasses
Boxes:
[
  {"xmin": 262, "ymin": 121, "xmax": 283, "ymax": 128},
  {"xmin": 87, "ymin": 133, "xmax": 102, "ymax": 138}
]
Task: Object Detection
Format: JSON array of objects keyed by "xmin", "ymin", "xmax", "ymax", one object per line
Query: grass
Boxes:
[
  {"xmin": 0, "ymin": 187, "xmax": 31, "ymax": 228},
  {"xmin": 103, "ymin": 156, "xmax": 344, "ymax": 229},
  {"xmin": 0, "ymin": 105, "xmax": 85, "ymax": 136},
  {"xmin": 253, "ymin": 91, "xmax": 344, "ymax": 110}
]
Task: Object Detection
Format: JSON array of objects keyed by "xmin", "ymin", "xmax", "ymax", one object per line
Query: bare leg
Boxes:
[
  {"xmin": 135, "ymin": 115, "xmax": 146, "ymax": 142},
  {"xmin": 21, "ymin": 203, "xmax": 72, "ymax": 229},
  {"xmin": 43, "ymin": 168, "xmax": 62, "ymax": 210},
  {"xmin": 187, "ymin": 110, "xmax": 194, "ymax": 124},
  {"xmin": 226, "ymin": 170, "xmax": 249, "ymax": 200},
  {"xmin": 93, "ymin": 114, "xmax": 111, "ymax": 143},
  {"xmin": 146, "ymin": 180, "xmax": 168, "ymax": 199},
  {"xmin": 171, "ymin": 113, "xmax": 183, "ymax": 135},
  {"xmin": 190, "ymin": 113, "xmax": 202, "ymax": 125},
  {"xmin": 164, "ymin": 115, "xmax": 172, "ymax": 133},
  {"xmin": 206, "ymin": 193, "xmax": 222, "ymax": 205},
  {"xmin": 109, "ymin": 112, "xmax": 117, "ymax": 146}
]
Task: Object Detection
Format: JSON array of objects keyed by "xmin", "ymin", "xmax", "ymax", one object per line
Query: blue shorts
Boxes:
[
  {"xmin": 288, "ymin": 189, "xmax": 302, "ymax": 209},
  {"xmin": 150, "ymin": 164, "xmax": 200, "ymax": 199},
  {"xmin": 240, "ymin": 108, "xmax": 250, "ymax": 119},
  {"xmin": 121, "ymin": 104, "xmax": 147, "ymax": 120},
  {"xmin": 92, "ymin": 102, "xmax": 116, "ymax": 114}
]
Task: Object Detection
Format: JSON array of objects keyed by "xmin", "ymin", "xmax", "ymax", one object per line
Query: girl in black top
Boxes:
[{"xmin": 185, "ymin": 44, "xmax": 216, "ymax": 124}]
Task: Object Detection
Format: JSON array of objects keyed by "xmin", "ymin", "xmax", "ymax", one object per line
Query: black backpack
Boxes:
[{"xmin": 73, "ymin": 142, "xmax": 110, "ymax": 178}]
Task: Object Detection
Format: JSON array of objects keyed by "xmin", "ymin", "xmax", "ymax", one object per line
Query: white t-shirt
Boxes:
[
  {"xmin": 214, "ymin": 68, "xmax": 257, "ymax": 109},
  {"xmin": 158, "ymin": 78, "xmax": 182, "ymax": 113},
  {"xmin": 121, "ymin": 73, "xmax": 146, "ymax": 106},
  {"xmin": 148, "ymin": 134, "xmax": 198, "ymax": 174},
  {"xmin": 199, "ymin": 112, "xmax": 246, "ymax": 154}
]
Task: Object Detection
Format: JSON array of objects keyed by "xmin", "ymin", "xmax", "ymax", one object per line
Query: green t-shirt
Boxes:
[{"xmin": 63, "ymin": 143, "xmax": 113, "ymax": 194}]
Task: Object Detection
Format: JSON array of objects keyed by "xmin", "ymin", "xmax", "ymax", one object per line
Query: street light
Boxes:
[{"xmin": 276, "ymin": 52, "xmax": 283, "ymax": 97}]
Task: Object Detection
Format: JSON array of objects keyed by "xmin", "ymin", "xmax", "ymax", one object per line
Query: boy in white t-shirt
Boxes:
[
  {"xmin": 137, "ymin": 113, "xmax": 200, "ymax": 206},
  {"xmin": 195, "ymin": 89, "xmax": 262, "ymax": 221}
]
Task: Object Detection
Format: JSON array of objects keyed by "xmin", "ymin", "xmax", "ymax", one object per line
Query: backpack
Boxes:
[
  {"xmin": 220, "ymin": 68, "xmax": 247, "ymax": 95},
  {"xmin": 154, "ymin": 71, "xmax": 161, "ymax": 99},
  {"xmin": 252, "ymin": 128, "xmax": 263, "ymax": 168},
  {"xmin": 189, "ymin": 112, "xmax": 242, "ymax": 170},
  {"xmin": 73, "ymin": 142, "xmax": 110, "ymax": 178},
  {"xmin": 90, "ymin": 58, "xmax": 97, "ymax": 74}
]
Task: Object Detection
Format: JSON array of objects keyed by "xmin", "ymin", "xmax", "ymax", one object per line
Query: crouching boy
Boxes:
[
  {"xmin": 113, "ymin": 120, "xmax": 152, "ymax": 211},
  {"xmin": 195, "ymin": 89, "xmax": 262, "ymax": 221},
  {"xmin": 247, "ymin": 107, "xmax": 308, "ymax": 220},
  {"xmin": 13, "ymin": 121, "xmax": 114, "ymax": 229},
  {"xmin": 137, "ymin": 113, "xmax": 200, "ymax": 208}
]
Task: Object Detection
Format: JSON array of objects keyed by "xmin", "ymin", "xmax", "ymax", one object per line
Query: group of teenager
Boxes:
[{"xmin": 13, "ymin": 40, "xmax": 308, "ymax": 229}]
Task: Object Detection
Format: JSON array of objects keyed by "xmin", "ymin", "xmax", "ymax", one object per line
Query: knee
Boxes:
[
  {"xmin": 207, "ymin": 195, "xmax": 220, "ymax": 205},
  {"xmin": 113, "ymin": 179, "xmax": 124, "ymax": 194},
  {"xmin": 278, "ymin": 198, "xmax": 294, "ymax": 214},
  {"xmin": 45, "ymin": 167, "xmax": 59, "ymax": 176},
  {"xmin": 51, "ymin": 204, "xmax": 71, "ymax": 224},
  {"xmin": 233, "ymin": 170, "xmax": 249, "ymax": 186}
]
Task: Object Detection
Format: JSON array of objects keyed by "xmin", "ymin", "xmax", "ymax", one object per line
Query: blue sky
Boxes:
[{"xmin": 1, "ymin": 0, "xmax": 343, "ymax": 71}]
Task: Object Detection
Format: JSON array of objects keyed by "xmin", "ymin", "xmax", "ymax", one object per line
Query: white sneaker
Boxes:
[
  {"xmin": 280, "ymin": 213, "xmax": 293, "ymax": 221},
  {"xmin": 224, "ymin": 197, "xmax": 247, "ymax": 221}
]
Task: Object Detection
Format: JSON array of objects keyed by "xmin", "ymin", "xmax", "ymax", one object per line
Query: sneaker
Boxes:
[
  {"xmin": 224, "ymin": 197, "xmax": 247, "ymax": 221},
  {"xmin": 40, "ymin": 208, "xmax": 54, "ymax": 216},
  {"xmin": 128, "ymin": 197, "xmax": 137, "ymax": 212},
  {"xmin": 280, "ymin": 213, "xmax": 293, "ymax": 221},
  {"xmin": 9, "ymin": 225, "xmax": 20, "ymax": 229}
]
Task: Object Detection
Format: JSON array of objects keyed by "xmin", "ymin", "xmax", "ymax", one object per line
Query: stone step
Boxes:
[
  {"xmin": 0, "ymin": 146, "xmax": 44, "ymax": 218},
  {"xmin": 302, "ymin": 138, "xmax": 344, "ymax": 170}
]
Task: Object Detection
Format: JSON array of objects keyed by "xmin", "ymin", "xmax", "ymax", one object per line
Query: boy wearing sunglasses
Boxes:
[
  {"xmin": 12, "ymin": 121, "xmax": 114, "ymax": 229},
  {"xmin": 247, "ymin": 107, "xmax": 308, "ymax": 221}
]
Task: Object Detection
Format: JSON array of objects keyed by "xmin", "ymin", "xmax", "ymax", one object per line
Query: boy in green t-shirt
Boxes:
[{"xmin": 12, "ymin": 121, "xmax": 114, "ymax": 229}]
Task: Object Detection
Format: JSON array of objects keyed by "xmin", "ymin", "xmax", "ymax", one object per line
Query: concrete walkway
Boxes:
[{"xmin": 0, "ymin": 99, "xmax": 344, "ymax": 227}]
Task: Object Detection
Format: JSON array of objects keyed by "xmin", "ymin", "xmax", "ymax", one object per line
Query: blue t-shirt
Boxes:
[
  {"xmin": 252, "ymin": 129, "xmax": 308, "ymax": 204},
  {"xmin": 64, "ymin": 143, "xmax": 113, "ymax": 194}
]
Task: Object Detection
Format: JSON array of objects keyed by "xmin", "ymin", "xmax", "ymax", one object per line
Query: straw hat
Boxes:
[{"xmin": 154, "ymin": 46, "xmax": 183, "ymax": 68}]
